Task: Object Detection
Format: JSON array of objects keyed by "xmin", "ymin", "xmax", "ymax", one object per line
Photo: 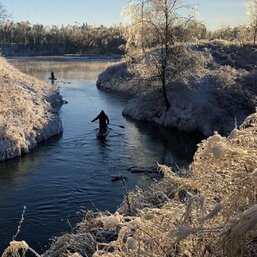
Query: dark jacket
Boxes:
[{"xmin": 91, "ymin": 111, "xmax": 109, "ymax": 132}]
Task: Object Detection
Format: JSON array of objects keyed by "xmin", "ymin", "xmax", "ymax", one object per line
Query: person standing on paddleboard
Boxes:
[
  {"xmin": 91, "ymin": 110, "xmax": 109, "ymax": 133},
  {"xmin": 50, "ymin": 71, "xmax": 56, "ymax": 80}
]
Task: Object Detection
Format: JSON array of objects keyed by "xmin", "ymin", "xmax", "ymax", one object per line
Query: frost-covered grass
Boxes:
[
  {"xmin": 97, "ymin": 41, "xmax": 257, "ymax": 136},
  {"xmin": 0, "ymin": 57, "xmax": 63, "ymax": 161},
  {"xmin": 194, "ymin": 40, "xmax": 257, "ymax": 71}
]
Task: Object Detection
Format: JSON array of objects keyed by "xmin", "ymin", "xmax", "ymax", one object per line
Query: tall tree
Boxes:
[
  {"xmin": 123, "ymin": 0, "xmax": 152, "ymax": 53},
  {"xmin": 246, "ymin": 0, "xmax": 257, "ymax": 44},
  {"xmin": 123, "ymin": 0, "xmax": 202, "ymax": 111}
]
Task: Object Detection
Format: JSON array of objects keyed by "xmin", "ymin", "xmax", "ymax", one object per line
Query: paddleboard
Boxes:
[{"xmin": 96, "ymin": 128, "xmax": 109, "ymax": 138}]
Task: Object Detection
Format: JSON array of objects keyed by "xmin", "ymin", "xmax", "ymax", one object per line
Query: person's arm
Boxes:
[{"xmin": 91, "ymin": 114, "xmax": 99, "ymax": 122}]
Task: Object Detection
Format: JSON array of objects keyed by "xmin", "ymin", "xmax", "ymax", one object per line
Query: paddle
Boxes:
[
  {"xmin": 92, "ymin": 121, "xmax": 125, "ymax": 129},
  {"xmin": 109, "ymin": 123, "xmax": 125, "ymax": 129}
]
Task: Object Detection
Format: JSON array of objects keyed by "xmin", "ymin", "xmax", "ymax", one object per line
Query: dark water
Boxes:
[{"xmin": 0, "ymin": 57, "xmax": 202, "ymax": 253}]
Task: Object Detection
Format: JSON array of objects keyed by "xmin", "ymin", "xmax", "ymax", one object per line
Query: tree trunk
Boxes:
[
  {"xmin": 253, "ymin": 20, "xmax": 257, "ymax": 44},
  {"xmin": 162, "ymin": 0, "xmax": 171, "ymax": 112},
  {"xmin": 161, "ymin": 74, "xmax": 170, "ymax": 111},
  {"xmin": 162, "ymin": 84, "xmax": 170, "ymax": 111}
]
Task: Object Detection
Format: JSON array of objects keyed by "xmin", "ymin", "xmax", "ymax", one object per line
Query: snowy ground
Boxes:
[
  {"xmin": 0, "ymin": 57, "xmax": 63, "ymax": 161},
  {"xmin": 97, "ymin": 41, "xmax": 257, "ymax": 136}
]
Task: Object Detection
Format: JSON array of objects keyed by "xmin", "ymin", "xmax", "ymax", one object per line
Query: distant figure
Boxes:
[
  {"xmin": 50, "ymin": 71, "xmax": 56, "ymax": 80},
  {"xmin": 91, "ymin": 110, "xmax": 109, "ymax": 133}
]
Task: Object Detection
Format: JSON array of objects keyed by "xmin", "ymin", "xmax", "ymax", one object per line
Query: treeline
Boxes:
[
  {"xmin": 0, "ymin": 20, "xmax": 254, "ymax": 57},
  {"xmin": 174, "ymin": 23, "xmax": 253, "ymax": 44},
  {"xmin": 0, "ymin": 21, "xmax": 126, "ymax": 55},
  {"xmin": 208, "ymin": 25, "xmax": 253, "ymax": 43}
]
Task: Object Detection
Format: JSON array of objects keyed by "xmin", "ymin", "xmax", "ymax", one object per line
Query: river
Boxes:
[{"xmin": 0, "ymin": 56, "xmax": 202, "ymax": 254}]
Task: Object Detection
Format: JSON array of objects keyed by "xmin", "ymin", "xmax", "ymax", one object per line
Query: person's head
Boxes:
[{"xmin": 100, "ymin": 110, "xmax": 105, "ymax": 115}]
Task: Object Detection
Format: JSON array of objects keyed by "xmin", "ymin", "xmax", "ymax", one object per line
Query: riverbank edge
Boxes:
[{"xmin": 0, "ymin": 57, "xmax": 63, "ymax": 161}]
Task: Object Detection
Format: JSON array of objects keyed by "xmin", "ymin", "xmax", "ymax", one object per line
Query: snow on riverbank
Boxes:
[
  {"xmin": 123, "ymin": 67, "xmax": 257, "ymax": 136},
  {"xmin": 97, "ymin": 41, "xmax": 257, "ymax": 136},
  {"xmin": 0, "ymin": 57, "xmax": 63, "ymax": 161}
]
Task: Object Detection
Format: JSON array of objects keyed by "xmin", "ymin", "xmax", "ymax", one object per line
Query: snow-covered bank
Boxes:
[
  {"xmin": 123, "ymin": 67, "xmax": 257, "ymax": 136},
  {"xmin": 0, "ymin": 57, "xmax": 63, "ymax": 161},
  {"xmin": 34, "ymin": 110, "xmax": 257, "ymax": 257},
  {"xmin": 97, "ymin": 41, "xmax": 257, "ymax": 136}
]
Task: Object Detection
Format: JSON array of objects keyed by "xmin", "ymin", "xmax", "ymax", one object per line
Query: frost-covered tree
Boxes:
[
  {"xmin": 0, "ymin": 21, "xmax": 125, "ymax": 54},
  {"xmin": 246, "ymin": 0, "xmax": 257, "ymax": 44},
  {"xmin": 184, "ymin": 20, "xmax": 207, "ymax": 41},
  {"xmin": 123, "ymin": 0, "xmax": 203, "ymax": 111},
  {"xmin": 123, "ymin": 0, "xmax": 152, "ymax": 54}
]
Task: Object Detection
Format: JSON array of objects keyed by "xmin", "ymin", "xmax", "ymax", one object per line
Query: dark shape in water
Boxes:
[
  {"xmin": 49, "ymin": 71, "xmax": 57, "ymax": 80},
  {"xmin": 96, "ymin": 127, "xmax": 110, "ymax": 138},
  {"xmin": 91, "ymin": 110, "xmax": 110, "ymax": 136}
]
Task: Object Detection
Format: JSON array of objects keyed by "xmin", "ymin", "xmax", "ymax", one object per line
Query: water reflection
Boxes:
[
  {"xmin": 10, "ymin": 58, "xmax": 116, "ymax": 81},
  {"xmin": 124, "ymin": 119, "xmax": 201, "ymax": 169},
  {"xmin": 0, "ymin": 135, "xmax": 62, "ymax": 189}
]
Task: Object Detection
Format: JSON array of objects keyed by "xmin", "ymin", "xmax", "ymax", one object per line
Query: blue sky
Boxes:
[{"xmin": 1, "ymin": 0, "xmax": 247, "ymax": 30}]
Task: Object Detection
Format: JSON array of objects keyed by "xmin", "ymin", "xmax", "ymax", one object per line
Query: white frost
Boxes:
[{"xmin": 0, "ymin": 57, "xmax": 63, "ymax": 161}]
